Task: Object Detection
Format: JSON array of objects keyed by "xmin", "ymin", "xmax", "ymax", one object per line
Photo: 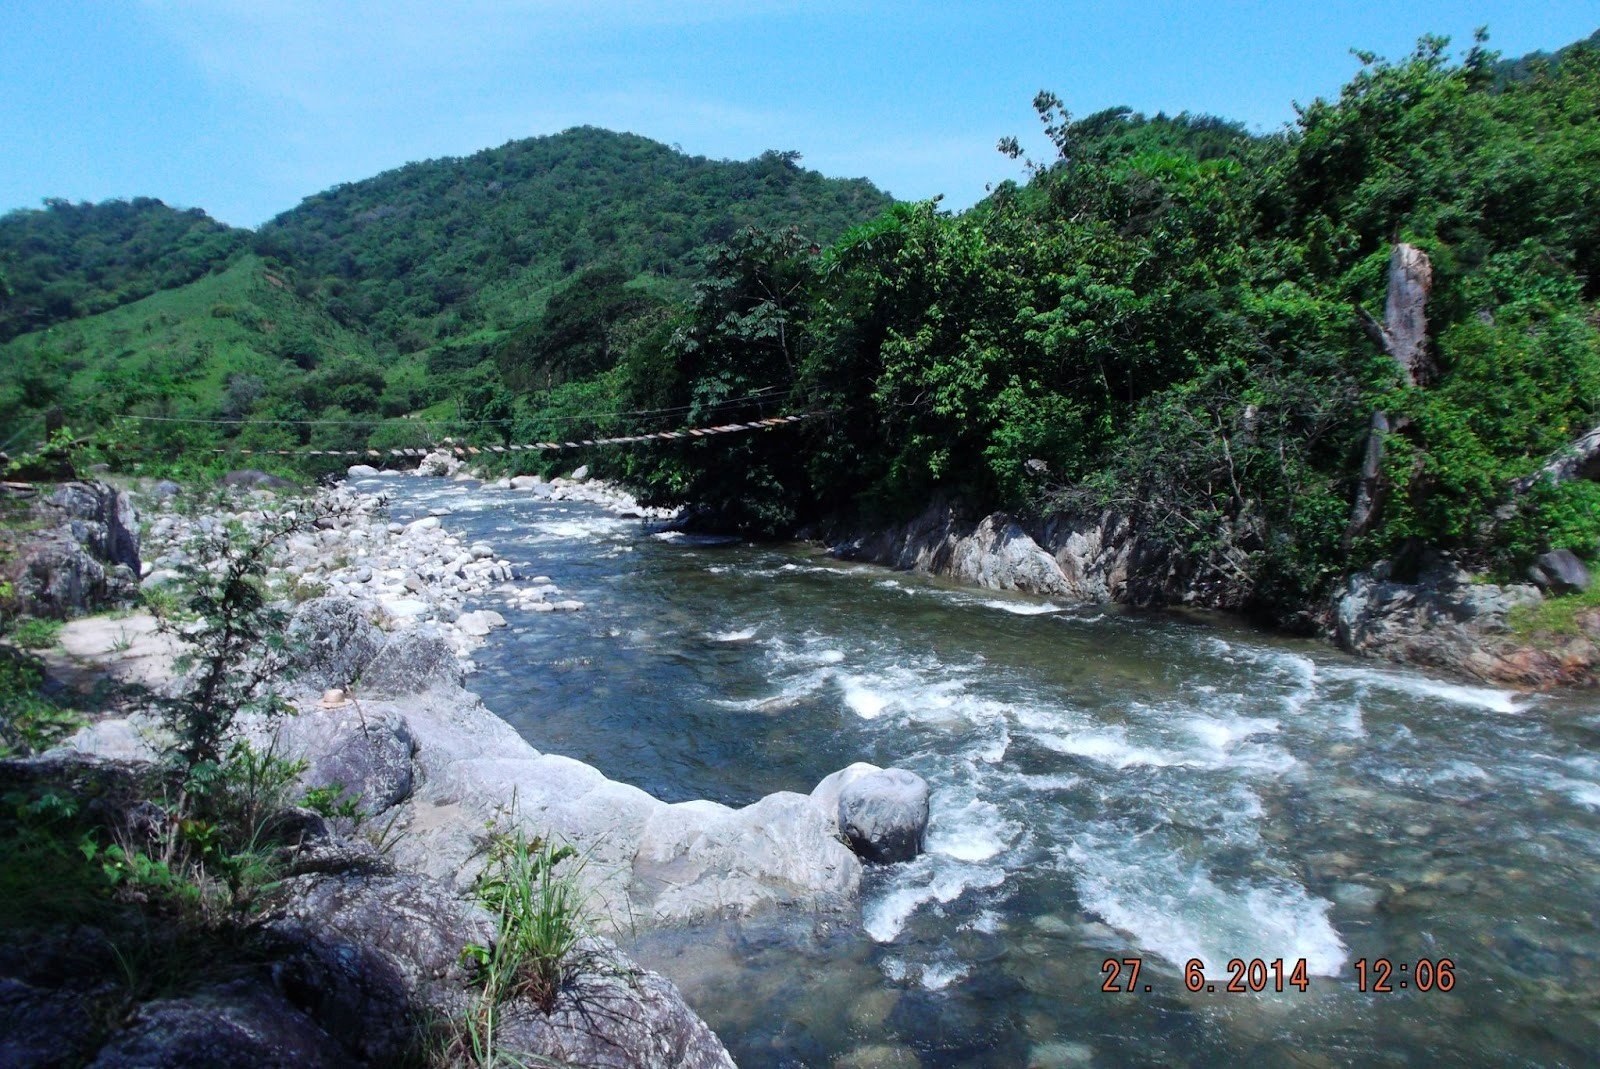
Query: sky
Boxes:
[{"xmin": 2, "ymin": 1, "xmax": 1596, "ymax": 229}]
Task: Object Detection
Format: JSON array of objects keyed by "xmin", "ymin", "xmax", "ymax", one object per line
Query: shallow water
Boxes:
[{"xmin": 376, "ymin": 476, "xmax": 1600, "ymax": 1068}]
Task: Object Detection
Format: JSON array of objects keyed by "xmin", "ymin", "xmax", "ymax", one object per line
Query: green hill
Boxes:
[
  {"xmin": 254, "ymin": 126, "xmax": 893, "ymax": 349},
  {"xmin": 0, "ymin": 197, "xmax": 248, "ymax": 343},
  {"xmin": 0, "ymin": 255, "xmax": 431, "ymax": 463}
]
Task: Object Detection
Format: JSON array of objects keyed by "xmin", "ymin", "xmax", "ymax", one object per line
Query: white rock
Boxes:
[
  {"xmin": 457, "ymin": 610, "xmax": 508, "ymax": 637},
  {"xmin": 347, "ymin": 464, "xmax": 381, "ymax": 478}
]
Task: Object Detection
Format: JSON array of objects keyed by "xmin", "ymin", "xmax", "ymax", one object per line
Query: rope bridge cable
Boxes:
[{"xmin": 210, "ymin": 413, "xmax": 825, "ymax": 458}]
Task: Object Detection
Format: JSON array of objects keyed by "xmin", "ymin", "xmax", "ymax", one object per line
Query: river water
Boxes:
[{"xmin": 380, "ymin": 476, "xmax": 1600, "ymax": 1068}]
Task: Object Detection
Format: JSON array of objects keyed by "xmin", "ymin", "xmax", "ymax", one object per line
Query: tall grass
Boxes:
[{"xmin": 455, "ymin": 830, "xmax": 589, "ymax": 1066}]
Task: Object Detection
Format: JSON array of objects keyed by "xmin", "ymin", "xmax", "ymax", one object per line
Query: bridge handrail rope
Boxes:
[{"xmin": 211, "ymin": 412, "xmax": 824, "ymax": 458}]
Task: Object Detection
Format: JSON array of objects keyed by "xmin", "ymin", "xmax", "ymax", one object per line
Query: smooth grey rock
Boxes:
[
  {"xmin": 345, "ymin": 464, "xmax": 380, "ymax": 478},
  {"xmin": 362, "ymin": 628, "xmax": 462, "ymax": 696},
  {"xmin": 809, "ymin": 761, "xmax": 881, "ymax": 835},
  {"xmin": 456, "ymin": 609, "xmax": 506, "ymax": 637},
  {"xmin": 838, "ymin": 768, "xmax": 930, "ymax": 863},
  {"xmin": 509, "ymin": 475, "xmax": 545, "ymax": 489},
  {"xmin": 569, "ymin": 465, "xmax": 591, "ymax": 482},
  {"xmin": 285, "ymin": 596, "xmax": 384, "ymax": 692},
  {"xmin": 1533, "ymin": 549, "xmax": 1590, "ymax": 594},
  {"xmin": 88, "ymin": 979, "xmax": 346, "ymax": 1068}
]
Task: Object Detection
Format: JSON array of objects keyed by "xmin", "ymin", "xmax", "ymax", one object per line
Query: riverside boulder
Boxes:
[
  {"xmin": 809, "ymin": 762, "xmax": 931, "ymax": 863},
  {"xmin": 285, "ymin": 596, "xmax": 385, "ymax": 692}
]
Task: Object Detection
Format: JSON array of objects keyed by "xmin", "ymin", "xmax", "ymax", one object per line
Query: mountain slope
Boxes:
[
  {"xmin": 0, "ymin": 198, "xmax": 248, "ymax": 342},
  {"xmin": 255, "ymin": 126, "xmax": 893, "ymax": 348},
  {"xmin": 0, "ymin": 255, "xmax": 418, "ymax": 459}
]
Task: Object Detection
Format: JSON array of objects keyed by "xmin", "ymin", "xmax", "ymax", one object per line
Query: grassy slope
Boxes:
[{"xmin": 2, "ymin": 255, "xmax": 391, "ymax": 424}]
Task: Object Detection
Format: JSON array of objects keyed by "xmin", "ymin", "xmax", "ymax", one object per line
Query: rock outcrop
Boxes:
[
  {"xmin": 1333, "ymin": 553, "xmax": 1600, "ymax": 687},
  {"xmin": 4, "ymin": 481, "xmax": 141, "ymax": 618}
]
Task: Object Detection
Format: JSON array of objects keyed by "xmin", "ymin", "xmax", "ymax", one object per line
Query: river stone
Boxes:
[
  {"xmin": 1532, "ymin": 549, "xmax": 1590, "ymax": 594},
  {"xmin": 456, "ymin": 609, "xmax": 506, "ymax": 637},
  {"xmin": 345, "ymin": 464, "xmax": 380, "ymax": 478},
  {"xmin": 416, "ymin": 451, "xmax": 461, "ymax": 477},
  {"xmin": 838, "ymin": 768, "xmax": 930, "ymax": 863},
  {"xmin": 285, "ymin": 596, "xmax": 384, "ymax": 692},
  {"xmin": 510, "ymin": 475, "xmax": 545, "ymax": 489},
  {"xmin": 88, "ymin": 979, "xmax": 347, "ymax": 1068},
  {"xmin": 361, "ymin": 628, "xmax": 462, "ymax": 696},
  {"xmin": 569, "ymin": 465, "xmax": 591, "ymax": 482},
  {"xmin": 493, "ymin": 937, "xmax": 735, "ymax": 1069}
]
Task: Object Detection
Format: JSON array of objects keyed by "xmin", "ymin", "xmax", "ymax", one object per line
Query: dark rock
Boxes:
[
  {"xmin": 494, "ymin": 937, "xmax": 736, "ymax": 1069},
  {"xmin": 0, "ymin": 977, "xmax": 103, "ymax": 1068},
  {"xmin": 88, "ymin": 979, "xmax": 347, "ymax": 1068},
  {"xmin": 260, "ymin": 807, "xmax": 334, "ymax": 848},
  {"xmin": 361, "ymin": 628, "xmax": 462, "ymax": 696},
  {"xmin": 221, "ymin": 469, "xmax": 297, "ymax": 491},
  {"xmin": 263, "ymin": 871, "xmax": 493, "ymax": 1064},
  {"xmin": 838, "ymin": 768, "xmax": 930, "ymax": 864},
  {"xmin": 1533, "ymin": 550, "xmax": 1591, "ymax": 595},
  {"xmin": 284, "ymin": 596, "xmax": 384, "ymax": 692},
  {"xmin": 1331, "ymin": 555, "xmax": 1600, "ymax": 686},
  {"xmin": 5, "ymin": 482, "xmax": 141, "ymax": 618},
  {"xmin": 279, "ymin": 709, "xmax": 416, "ymax": 814}
]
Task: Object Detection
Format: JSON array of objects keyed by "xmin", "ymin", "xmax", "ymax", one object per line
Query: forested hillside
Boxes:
[
  {"xmin": 0, "ymin": 198, "xmax": 247, "ymax": 342},
  {"xmin": 255, "ymin": 126, "xmax": 892, "ymax": 349},
  {"xmin": 584, "ymin": 33, "xmax": 1600, "ymax": 618},
  {"xmin": 4, "ymin": 31, "xmax": 1597, "ymax": 625},
  {"xmin": 0, "ymin": 131, "xmax": 892, "ymax": 466}
]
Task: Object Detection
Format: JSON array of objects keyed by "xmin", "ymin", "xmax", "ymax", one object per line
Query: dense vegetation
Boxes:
[
  {"xmin": 255, "ymin": 126, "xmax": 891, "ymax": 350},
  {"xmin": 4, "ymin": 30, "xmax": 1597, "ymax": 623},
  {"xmin": 0, "ymin": 198, "xmax": 246, "ymax": 342},
  {"xmin": 591, "ymin": 32, "xmax": 1600, "ymax": 618}
]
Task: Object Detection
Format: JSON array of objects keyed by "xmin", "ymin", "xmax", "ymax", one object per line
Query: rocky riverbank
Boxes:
[
  {"xmin": 825, "ymin": 498, "xmax": 1600, "ymax": 688},
  {"xmin": 3, "ymin": 467, "xmax": 934, "ymax": 1068}
]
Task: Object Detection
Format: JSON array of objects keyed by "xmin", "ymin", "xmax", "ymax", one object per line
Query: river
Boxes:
[{"xmin": 383, "ymin": 475, "xmax": 1600, "ymax": 1068}]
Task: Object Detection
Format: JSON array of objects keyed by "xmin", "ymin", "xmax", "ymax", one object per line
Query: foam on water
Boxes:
[
  {"xmin": 1064, "ymin": 836, "xmax": 1347, "ymax": 976},
  {"xmin": 927, "ymin": 795, "xmax": 1018, "ymax": 863},
  {"xmin": 1327, "ymin": 665, "xmax": 1525, "ymax": 713},
  {"xmin": 864, "ymin": 860, "xmax": 1008, "ymax": 942},
  {"xmin": 708, "ymin": 627, "xmax": 758, "ymax": 642},
  {"xmin": 979, "ymin": 599, "xmax": 1064, "ymax": 615}
]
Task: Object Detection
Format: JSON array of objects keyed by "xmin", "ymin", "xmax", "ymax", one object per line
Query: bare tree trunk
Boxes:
[
  {"xmin": 1344, "ymin": 243, "xmax": 1433, "ymax": 549},
  {"xmin": 1343, "ymin": 410, "xmax": 1390, "ymax": 553}
]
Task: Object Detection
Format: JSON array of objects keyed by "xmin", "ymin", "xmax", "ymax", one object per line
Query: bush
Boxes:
[{"xmin": 12, "ymin": 616, "xmax": 63, "ymax": 650}]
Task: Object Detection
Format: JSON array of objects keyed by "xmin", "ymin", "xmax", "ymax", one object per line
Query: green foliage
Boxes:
[
  {"xmin": 0, "ymin": 645, "xmax": 81, "ymax": 757},
  {"xmin": 0, "ymin": 197, "xmax": 247, "ymax": 341},
  {"xmin": 1508, "ymin": 581, "xmax": 1600, "ymax": 639},
  {"xmin": 258, "ymin": 127, "xmax": 891, "ymax": 351},
  {"xmin": 11, "ymin": 616, "xmax": 63, "ymax": 649},
  {"xmin": 453, "ymin": 830, "xmax": 587, "ymax": 1065}
]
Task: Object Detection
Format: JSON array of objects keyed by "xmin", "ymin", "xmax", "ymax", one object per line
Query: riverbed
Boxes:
[{"xmin": 374, "ymin": 474, "xmax": 1600, "ymax": 1068}]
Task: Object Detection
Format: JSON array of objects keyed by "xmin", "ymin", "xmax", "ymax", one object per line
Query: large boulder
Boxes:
[
  {"xmin": 1531, "ymin": 549, "xmax": 1591, "ymax": 595},
  {"xmin": 274, "ymin": 708, "xmax": 416, "ymax": 814},
  {"xmin": 263, "ymin": 870, "xmax": 492, "ymax": 1064},
  {"xmin": 88, "ymin": 979, "xmax": 347, "ymax": 1068},
  {"xmin": 361, "ymin": 628, "xmax": 463, "ymax": 696},
  {"xmin": 5, "ymin": 482, "xmax": 141, "ymax": 618},
  {"xmin": 284, "ymin": 596, "xmax": 385, "ymax": 692},
  {"xmin": 416, "ymin": 451, "xmax": 462, "ymax": 478},
  {"xmin": 345, "ymin": 464, "xmax": 380, "ymax": 479},
  {"xmin": 1332, "ymin": 552, "xmax": 1600, "ymax": 686},
  {"xmin": 811, "ymin": 764, "xmax": 930, "ymax": 863}
]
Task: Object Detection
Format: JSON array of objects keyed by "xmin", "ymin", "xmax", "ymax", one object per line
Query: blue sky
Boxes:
[{"xmin": 2, "ymin": 1, "xmax": 1596, "ymax": 228}]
